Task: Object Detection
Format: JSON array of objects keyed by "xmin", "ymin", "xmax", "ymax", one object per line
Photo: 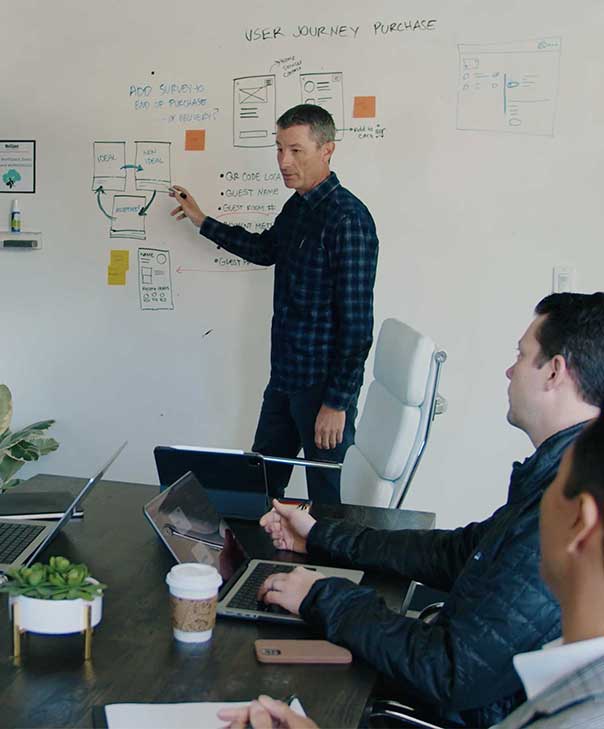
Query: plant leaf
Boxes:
[{"xmin": 0, "ymin": 385, "xmax": 12, "ymax": 433}]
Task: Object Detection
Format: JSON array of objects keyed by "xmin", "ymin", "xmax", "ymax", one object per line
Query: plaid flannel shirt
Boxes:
[{"xmin": 200, "ymin": 172, "xmax": 379, "ymax": 411}]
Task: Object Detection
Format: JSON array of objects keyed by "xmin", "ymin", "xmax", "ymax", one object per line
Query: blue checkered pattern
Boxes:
[{"xmin": 200, "ymin": 172, "xmax": 378, "ymax": 410}]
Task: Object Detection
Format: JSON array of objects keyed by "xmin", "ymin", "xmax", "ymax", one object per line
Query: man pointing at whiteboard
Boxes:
[{"xmin": 170, "ymin": 104, "xmax": 379, "ymax": 504}]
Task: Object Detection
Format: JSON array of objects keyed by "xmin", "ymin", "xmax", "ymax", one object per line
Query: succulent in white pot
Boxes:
[{"xmin": 0, "ymin": 556, "xmax": 105, "ymax": 634}]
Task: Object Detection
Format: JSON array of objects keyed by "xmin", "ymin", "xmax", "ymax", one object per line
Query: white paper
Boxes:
[{"xmin": 105, "ymin": 698, "xmax": 305, "ymax": 729}]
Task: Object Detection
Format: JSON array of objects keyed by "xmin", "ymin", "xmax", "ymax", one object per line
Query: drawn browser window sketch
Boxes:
[
  {"xmin": 300, "ymin": 72, "xmax": 345, "ymax": 140},
  {"xmin": 138, "ymin": 248, "xmax": 174, "ymax": 311},
  {"xmin": 92, "ymin": 141, "xmax": 169, "ymax": 239},
  {"xmin": 233, "ymin": 75, "xmax": 276, "ymax": 148},
  {"xmin": 456, "ymin": 37, "xmax": 562, "ymax": 135}
]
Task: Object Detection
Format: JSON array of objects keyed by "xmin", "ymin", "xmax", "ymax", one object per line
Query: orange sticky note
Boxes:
[
  {"xmin": 353, "ymin": 96, "xmax": 376, "ymax": 118},
  {"xmin": 185, "ymin": 130, "xmax": 206, "ymax": 151}
]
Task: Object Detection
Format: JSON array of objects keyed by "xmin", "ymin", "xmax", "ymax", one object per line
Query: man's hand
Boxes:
[
  {"xmin": 260, "ymin": 499, "xmax": 316, "ymax": 554},
  {"xmin": 169, "ymin": 184, "xmax": 206, "ymax": 228},
  {"xmin": 257, "ymin": 565, "xmax": 324, "ymax": 615},
  {"xmin": 217, "ymin": 695, "xmax": 318, "ymax": 729},
  {"xmin": 314, "ymin": 404, "xmax": 345, "ymax": 450}
]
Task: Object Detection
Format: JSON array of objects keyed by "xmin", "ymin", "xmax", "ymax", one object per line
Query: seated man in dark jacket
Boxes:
[{"xmin": 256, "ymin": 292, "xmax": 604, "ymax": 728}]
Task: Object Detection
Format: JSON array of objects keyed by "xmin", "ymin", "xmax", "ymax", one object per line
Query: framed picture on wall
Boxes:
[{"xmin": 0, "ymin": 140, "xmax": 36, "ymax": 193}]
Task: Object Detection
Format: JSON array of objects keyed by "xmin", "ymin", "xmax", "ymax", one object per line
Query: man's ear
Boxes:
[
  {"xmin": 322, "ymin": 141, "xmax": 335, "ymax": 164},
  {"xmin": 545, "ymin": 354, "xmax": 569, "ymax": 391},
  {"xmin": 568, "ymin": 492, "xmax": 601, "ymax": 556}
]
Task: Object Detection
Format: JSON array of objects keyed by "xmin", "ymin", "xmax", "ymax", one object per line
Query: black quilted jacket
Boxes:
[{"xmin": 300, "ymin": 423, "xmax": 585, "ymax": 728}]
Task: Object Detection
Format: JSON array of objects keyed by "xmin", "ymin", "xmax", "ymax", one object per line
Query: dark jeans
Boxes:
[{"xmin": 252, "ymin": 382, "xmax": 358, "ymax": 504}]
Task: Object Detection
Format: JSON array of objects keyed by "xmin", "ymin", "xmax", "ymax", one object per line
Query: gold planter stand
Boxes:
[{"xmin": 11, "ymin": 601, "xmax": 94, "ymax": 661}]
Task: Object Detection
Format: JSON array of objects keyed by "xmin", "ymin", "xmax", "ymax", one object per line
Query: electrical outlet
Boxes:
[{"xmin": 552, "ymin": 265, "xmax": 575, "ymax": 293}]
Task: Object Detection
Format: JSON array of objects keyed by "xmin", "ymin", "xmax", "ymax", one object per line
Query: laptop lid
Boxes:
[
  {"xmin": 153, "ymin": 446, "xmax": 269, "ymax": 520},
  {"xmin": 0, "ymin": 441, "xmax": 127, "ymax": 574}
]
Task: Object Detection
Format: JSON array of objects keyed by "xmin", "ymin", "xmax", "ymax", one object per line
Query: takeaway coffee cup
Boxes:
[{"xmin": 166, "ymin": 563, "xmax": 222, "ymax": 643}]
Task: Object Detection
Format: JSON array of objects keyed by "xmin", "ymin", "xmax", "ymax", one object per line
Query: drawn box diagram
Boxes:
[
  {"xmin": 135, "ymin": 141, "xmax": 172, "ymax": 191},
  {"xmin": 138, "ymin": 248, "xmax": 174, "ymax": 310},
  {"xmin": 92, "ymin": 141, "xmax": 126, "ymax": 191},
  {"xmin": 457, "ymin": 37, "xmax": 562, "ymax": 136},
  {"xmin": 233, "ymin": 75, "xmax": 276, "ymax": 148},
  {"xmin": 300, "ymin": 73, "xmax": 345, "ymax": 141},
  {"xmin": 111, "ymin": 195, "xmax": 146, "ymax": 240}
]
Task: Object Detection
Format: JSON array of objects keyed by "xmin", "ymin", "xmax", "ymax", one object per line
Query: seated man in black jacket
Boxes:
[{"xmin": 256, "ymin": 292, "xmax": 604, "ymax": 728}]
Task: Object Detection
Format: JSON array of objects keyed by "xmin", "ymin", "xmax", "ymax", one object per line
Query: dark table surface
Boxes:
[{"xmin": 0, "ymin": 474, "xmax": 435, "ymax": 728}]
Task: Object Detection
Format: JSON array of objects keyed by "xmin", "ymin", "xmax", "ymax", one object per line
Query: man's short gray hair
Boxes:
[{"xmin": 276, "ymin": 104, "xmax": 336, "ymax": 145}]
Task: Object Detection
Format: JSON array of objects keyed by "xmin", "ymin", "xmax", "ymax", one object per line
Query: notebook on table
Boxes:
[
  {"xmin": 143, "ymin": 471, "xmax": 364, "ymax": 624},
  {"xmin": 0, "ymin": 442, "xmax": 127, "ymax": 577}
]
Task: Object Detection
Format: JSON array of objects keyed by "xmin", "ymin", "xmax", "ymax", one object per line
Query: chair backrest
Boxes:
[{"xmin": 341, "ymin": 318, "xmax": 446, "ymax": 509}]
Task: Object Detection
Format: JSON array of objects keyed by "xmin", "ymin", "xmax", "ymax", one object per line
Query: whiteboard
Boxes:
[{"xmin": 2, "ymin": 0, "xmax": 604, "ymax": 527}]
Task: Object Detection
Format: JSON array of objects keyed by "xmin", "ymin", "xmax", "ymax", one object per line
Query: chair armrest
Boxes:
[
  {"xmin": 369, "ymin": 700, "xmax": 445, "ymax": 728},
  {"xmin": 259, "ymin": 454, "xmax": 342, "ymax": 470}
]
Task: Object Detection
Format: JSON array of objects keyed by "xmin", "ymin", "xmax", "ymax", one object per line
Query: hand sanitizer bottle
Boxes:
[{"xmin": 10, "ymin": 199, "xmax": 21, "ymax": 233}]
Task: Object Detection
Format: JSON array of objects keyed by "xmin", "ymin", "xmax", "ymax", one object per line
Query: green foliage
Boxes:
[
  {"xmin": 0, "ymin": 556, "xmax": 106, "ymax": 601},
  {"xmin": 0, "ymin": 385, "xmax": 59, "ymax": 491}
]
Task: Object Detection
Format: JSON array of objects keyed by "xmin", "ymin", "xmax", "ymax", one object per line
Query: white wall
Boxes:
[{"xmin": 2, "ymin": 0, "xmax": 603, "ymax": 527}]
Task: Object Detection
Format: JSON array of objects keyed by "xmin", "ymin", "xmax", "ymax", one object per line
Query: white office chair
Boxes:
[
  {"xmin": 339, "ymin": 318, "xmax": 447, "ymax": 508},
  {"xmin": 264, "ymin": 318, "xmax": 447, "ymax": 509}
]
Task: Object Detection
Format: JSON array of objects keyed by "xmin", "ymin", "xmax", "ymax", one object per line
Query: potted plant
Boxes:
[
  {"xmin": 0, "ymin": 556, "xmax": 106, "ymax": 635},
  {"xmin": 0, "ymin": 384, "xmax": 59, "ymax": 492}
]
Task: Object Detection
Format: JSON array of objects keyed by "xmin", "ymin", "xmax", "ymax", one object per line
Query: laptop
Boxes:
[
  {"xmin": 143, "ymin": 471, "xmax": 364, "ymax": 624},
  {"xmin": 0, "ymin": 441, "xmax": 127, "ymax": 577},
  {"xmin": 153, "ymin": 446, "xmax": 269, "ymax": 521}
]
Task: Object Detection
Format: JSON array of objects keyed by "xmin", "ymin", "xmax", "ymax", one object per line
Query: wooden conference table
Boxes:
[{"xmin": 0, "ymin": 474, "xmax": 435, "ymax": 728}]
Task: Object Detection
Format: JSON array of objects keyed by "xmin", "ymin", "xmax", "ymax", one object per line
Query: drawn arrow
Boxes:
[
  {"xmin": 94, "ymin": 186, "xmax": 115, "ymax": 220},
  {"xmin": 138, "ymin": 190, "xmax": 157, "ymax": 216},
  {"xmin": 120, "ymin": 164, "xmax": 143, "ymax": 171}
]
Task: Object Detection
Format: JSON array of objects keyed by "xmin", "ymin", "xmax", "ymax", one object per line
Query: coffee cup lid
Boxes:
[{"xmin": 166, "ymin": 563, "xmax": 222, "ymax": 591}]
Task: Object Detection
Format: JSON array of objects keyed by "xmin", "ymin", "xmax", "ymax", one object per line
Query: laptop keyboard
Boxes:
[
  {"xmin": 0, "ymin": 522, "xmax": 45, "ymax": 564},
  {"xmin": 227, "ymin": 562, "xmax": 298, "ymax": 614}
]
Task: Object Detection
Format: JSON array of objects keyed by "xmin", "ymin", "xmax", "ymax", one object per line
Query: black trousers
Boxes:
[{"xmin": 252, "ymin": 381, "xmax": 359, "ymax": 504}]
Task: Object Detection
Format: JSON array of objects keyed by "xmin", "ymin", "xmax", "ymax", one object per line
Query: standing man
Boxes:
[{"xmin": 170, "ymin": 104, "xmax": 379, "ymax": 504}]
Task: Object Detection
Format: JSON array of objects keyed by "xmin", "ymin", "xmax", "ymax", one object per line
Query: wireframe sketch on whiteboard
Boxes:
[
  {"xmin": 135, "ymin": 141, "xmax": 172, "ymax": 191},
  {"xmin": 300, "ymin": 73, "xmax": 344, "ymax": 140},
  {"xmin": 92, "ymin": 141, "xmax": 126, "ymax": 191},
  {"xmin": 233, "ymin": 75, "xmax": 276, "ymax": 148},
  {"xmin": 138, "ymin": 248, "xmax": 174, "ymax": 310},
  {"xmin": 111, "ymin": 195, "xmax": 146, "ymax": 240},
  {"xmin": 456, "ymin": 38, "xmax": 561, "ymax": 135}
]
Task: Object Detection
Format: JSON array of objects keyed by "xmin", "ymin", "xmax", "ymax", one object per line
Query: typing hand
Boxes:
[
  {"xmin": 260, "ymin": 499, "xmax": 316, "ymax": 554},
  {"xmin": 314, "ymin": 405, "xmax": 345, "ymax": 450},
  {"xmin": 217, "ymin": 695, "xmax": 318, "ymax": 729},
  {"xmin": 169, "ymin": 184, "xmax": 206, "ymax": 228},
  {"xmin": 257, "ymin": 566, "xmax": 324, "ymax": 615}
]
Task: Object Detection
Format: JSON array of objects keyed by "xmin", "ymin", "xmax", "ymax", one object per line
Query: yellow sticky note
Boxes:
[
  {"xmin": 353, "ymin": 96, "xmax": 377, "ymax": 118},
  {"xmin": 110, "ymin": 249, "xmax": 130, "ymax": 271},
  {"xmin": 185, "ymin": 129, "xmax": 206, "ymax": 151},
  {"xmin": 107, "ymin": 266, "xmax": 126, "ymax": 286}
]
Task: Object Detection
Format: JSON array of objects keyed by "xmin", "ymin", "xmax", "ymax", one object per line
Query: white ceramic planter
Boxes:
[{"xmin": 9, "ymin": 580, "xmax": 103, "ymax": 635}]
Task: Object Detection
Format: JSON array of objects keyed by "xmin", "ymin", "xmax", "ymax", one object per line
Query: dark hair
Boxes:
[
  {"xmin": 534, "ymin": 292, "xmax": 604, "ymax": 406},
  {"xmin": 276, "ymin": 104, "xmax": 336, "ymax": 145},
  {"xmin": 563, "ymin": 407, "xmax": 604, "ymax": 515}
]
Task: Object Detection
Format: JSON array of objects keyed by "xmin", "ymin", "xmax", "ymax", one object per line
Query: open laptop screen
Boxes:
[{"xmin": 144, "ymin": 471, "xmax": 248, "ymax": 582}]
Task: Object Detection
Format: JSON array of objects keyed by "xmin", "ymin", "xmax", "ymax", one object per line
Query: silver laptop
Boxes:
[
  {"xmin": 0, "ymin": 442, "xmax": 127, "ymax": 576},
  {"xmin": 143, "ymin": 471, "xmax": 364, "ymax": 624}
]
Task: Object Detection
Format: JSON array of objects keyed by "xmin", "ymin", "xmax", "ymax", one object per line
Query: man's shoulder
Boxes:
[{"xmin": 329, "ymin": 182, "xmax": 374, "ymax": 222}]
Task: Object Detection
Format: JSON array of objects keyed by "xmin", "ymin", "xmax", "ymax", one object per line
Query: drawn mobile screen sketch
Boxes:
[
  {"xmin": 457, "ymin": 38, "xmax": 561, "ymax": 135},
  {"xmin": 233, "ymin": 75, "xmax": 276, "ymax": 147},
  {"xmin": 135, "ymin": 141, "xmax": 172, "ymax": 191},
  {"xmin": 300, "ymin": 73, "xmax": 345, "ymax": 141},
  {"xmin": 92, "ymin": 142, "xmax": 126, "ymax": 191},
  {"xmin": 111, "ymin": 195, "xmax": 146, "ymax": 240},
  {"xmin": 138, "ymin": 248, "xmax": 174, "ymax": 310}
]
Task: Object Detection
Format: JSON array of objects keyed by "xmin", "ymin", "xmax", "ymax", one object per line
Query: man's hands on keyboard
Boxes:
[{"xmin": 257, "ymin": 565, "xmax": 325, "ymax": 615}]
